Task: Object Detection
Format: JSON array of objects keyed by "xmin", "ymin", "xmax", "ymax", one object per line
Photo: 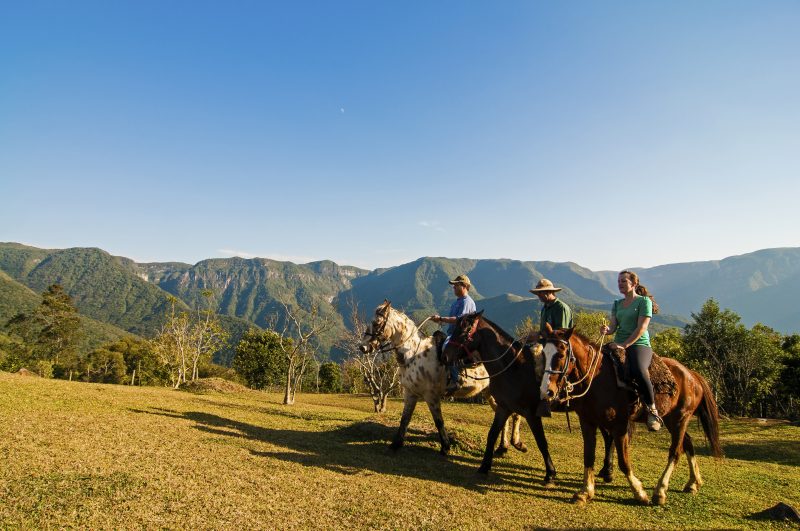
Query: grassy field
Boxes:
[{"xmin": 1, "ymin": 372, "xmax": 798, "ymax": 530}]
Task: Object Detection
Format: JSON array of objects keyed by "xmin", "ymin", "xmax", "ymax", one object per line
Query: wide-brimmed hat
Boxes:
[
  {"xmin": 448, "ymin": 274, "xmax": 471, "ymax": 288},
  {"xmin": 529, "ymin": 278, "xmax": 562, "ymax": 293}
]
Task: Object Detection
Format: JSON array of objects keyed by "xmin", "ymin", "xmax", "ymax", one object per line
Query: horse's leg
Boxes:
[
  {"xmin": 653, "ymin": 414, "xmax": 688, "ymax": 505},
  {"xmin": 682, "ymin": 432, "xmax": 704, "ymax": 494},
  {"xmin": 479, "ymin": 407, "xmax": 512, "ymax": 474},
  {"xmin": 390, "ymin": 391, "xmax": 418, "ymax": 451},
  {"xmin": 424, "ymin": 397, "xmax": 451, "ymax": 456},
  {"xmin": 615, "ymin": 430, "xmax": 649, "ymax": 505},
  {"xmin": 525, "ymin": 414, "xmax": 557, "ymax": 487},
  {"xmin": 510, "ymin": 413, "xmax": 527, "ymax": 452},
  {"xmin": 597, "ymin": 427, "xmax": 615, "ymax": 483},
  {"xmin": 484, "ymin": 391, "xmax": 509, "ymax": 456},
  {"xmin": 573, "ymin": 418, "xmax": 597, "ymax": 504}
]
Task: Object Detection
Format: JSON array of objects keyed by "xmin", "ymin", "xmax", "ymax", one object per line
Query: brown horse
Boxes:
[
  {"xmin": 444, "ymin": 311, "xmax": 616, "ymax": 486},
  {"xmin": 539, "ymin": 324, "xmax": 723, "ymax": 505}
]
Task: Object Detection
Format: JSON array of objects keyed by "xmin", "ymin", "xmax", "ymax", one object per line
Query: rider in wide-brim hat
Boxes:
[{"xmin": 530, "ymin": 278, "xmax": 572, "ymax": 334}]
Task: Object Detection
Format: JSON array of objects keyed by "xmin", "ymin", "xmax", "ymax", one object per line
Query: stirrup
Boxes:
[{"xmin": 646, "ymin": 407, "xmax": 663, "ymax": 432}]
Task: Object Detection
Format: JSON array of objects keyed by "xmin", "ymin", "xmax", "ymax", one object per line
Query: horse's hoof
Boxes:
[
  {"xmin": 477, "ymin": 466, "xmax": 490, "ymax": 475},
  {"xmin": 683, "ymin": 483, "xmax": 699, "ymax": 494},
  {"xmin": 389, "ymin": 441, "xmax": 403, "ymax": 452},
  {"xmin": 652, "ymin": 492, "xmax": 667, "ymax": 506},
  {"xmin": 493, "ymin": 446, "xmax": 508, "ymax": 457},
  {"xmin": 543, "ymin": 480, "xmax": 557, "ymax": 489},
  {"xmin": 636, "ymin": 494, "xmax": 651, "ymax": 506},
  {"xmin": 572, "ymin": 492, "xmax": 590, "ymax": 505},
  {"xmin": 598, "ymin": 471, "xmax": 614, "ymax": 483},
  {"xmin": 513, "ymin": 442, "xmax": 528, "ymax": 453}
]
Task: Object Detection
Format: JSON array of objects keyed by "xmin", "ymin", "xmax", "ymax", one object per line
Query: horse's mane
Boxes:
[
  {"xmin": 570, "ymin": 331, "xmax": 602, "ymax": 351},
  {"xmin": 387, "ymin": 306, "xmax": 420, "ymax": 332},
  {"xmin": 477, "ymin": 314, "xmax": 518, "ymax": 344}
]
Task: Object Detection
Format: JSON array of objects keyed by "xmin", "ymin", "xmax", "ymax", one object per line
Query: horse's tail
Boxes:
[{"xmin": 693, "ymin": 370, "xmax": 724, "ymax": 458}]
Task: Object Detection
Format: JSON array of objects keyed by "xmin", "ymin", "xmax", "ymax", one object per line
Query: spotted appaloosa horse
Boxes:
[
  {"xmin": 443, "ymin": 311, "xmax": 616, "ymax": 486},
  {"xmin": 539, "ymin": 324, "xmax": 723, "ymax": 505},
  {"xmin": 358, "ymin": 301, "xmax": 526, "ymax": 456}
]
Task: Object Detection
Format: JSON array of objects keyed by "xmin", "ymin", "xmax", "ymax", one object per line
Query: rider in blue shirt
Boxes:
[{"xmin": 432, "ymin": 274, "xmax": 477, "ymax": 395}]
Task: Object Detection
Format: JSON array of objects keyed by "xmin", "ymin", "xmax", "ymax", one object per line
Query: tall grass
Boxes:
[{"xmin": 1, "ymin": 372, "xmax": 797, "ymax": 529}]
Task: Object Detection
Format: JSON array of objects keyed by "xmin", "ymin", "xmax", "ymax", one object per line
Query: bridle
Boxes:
[
  {"xmin": 362, "ymin": 311, "xmax": 432, "ymax": 364},
  {"xmin": 544, "ymin": 334, "xmax": 604, "ymax": 405},
  {"xmin": 447, "ymin": 316, "xmax": 528, "ymax": 380}
]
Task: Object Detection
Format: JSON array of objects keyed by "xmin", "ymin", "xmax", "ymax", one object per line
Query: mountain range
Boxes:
[{"xmin": 1, "ymin": 242, "xmax": 798, "ymax": 363}]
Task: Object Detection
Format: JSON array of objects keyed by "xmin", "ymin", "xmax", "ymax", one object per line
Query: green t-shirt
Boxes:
[
  {"xmin": 539, "ymin": 298, "xmax": 573, "ymax": 333},
  {"xmin": 613, "ymin": 295, "xmax": 653, "ymax": 347}
]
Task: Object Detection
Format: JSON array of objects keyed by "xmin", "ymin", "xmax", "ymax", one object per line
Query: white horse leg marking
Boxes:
[
  {"xmin": 573, "ymin": 467, "xmax": 595, "ymax": 504},
  {"xmin": 684, "ymin": 453, "xmax": 704, "ymax": 493},
  {"xmin": 653, "ymin": 456, "xmax": 679, "ymax": 505},
  {"xmin": 626, "ymin": 471, "xmax": 650, "ymax": 505}
]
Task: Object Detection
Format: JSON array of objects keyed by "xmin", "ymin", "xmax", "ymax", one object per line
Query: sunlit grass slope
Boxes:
[{"xmin": 1, "ymin": 372, "xmax": 797, "ymax": 529}]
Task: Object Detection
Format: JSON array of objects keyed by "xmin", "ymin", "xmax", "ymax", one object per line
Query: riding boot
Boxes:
[
  {"xmin": 445, "ymin": 364, "xmax": 462, "ymax": 396},
  {"xmin": 646, "ymin": 403, "xmax": 663, "ymax": 432}
]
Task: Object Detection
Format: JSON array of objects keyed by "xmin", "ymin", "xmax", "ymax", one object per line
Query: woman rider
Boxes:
[{"xmin": 600, "ymin": 270, "xmax": 663, "ymax": 431}]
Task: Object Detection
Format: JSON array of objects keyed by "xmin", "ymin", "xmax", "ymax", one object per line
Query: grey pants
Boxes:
[{"xmin": 626, "ymin": 344, "xmax": 655, "ymax": 406}]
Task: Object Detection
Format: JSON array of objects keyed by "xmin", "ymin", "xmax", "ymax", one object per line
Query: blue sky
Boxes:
[{"xmin": 2, "ymin": 1, "xmax": 798, "ymax": 271}]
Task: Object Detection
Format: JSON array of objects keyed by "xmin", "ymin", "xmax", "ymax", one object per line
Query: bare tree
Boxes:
[
  {"xmin": 275, "ymin": 301, "xmax": 332, "ymax": 405},
  {"xmin": 341, "ymin": 299, "xmax": 399, "ymax": 413},
  {"xmin": 189, "ymin": 291, "xmax": 228, "ymax": 380},
  {"xmin": 152, "ymin": 295, "xmax": 228, "ymax": 389}
]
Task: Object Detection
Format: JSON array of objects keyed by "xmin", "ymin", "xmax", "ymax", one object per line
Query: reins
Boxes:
[{"xmin": 554, "ymin": 332, "xmax": 606, "ymax": 405}]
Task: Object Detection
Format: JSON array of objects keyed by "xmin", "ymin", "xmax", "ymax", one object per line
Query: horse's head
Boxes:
[
  {"xmin": 442, "ymin": 310, "xmax": 484, "ymax": 364},
  {"xmin": 358, "ymin": 300, "xmax": 394, "ymax": 354},
  {"xmin": 539, "ymin": 323, "xmax": 576, "ymax": 401}
]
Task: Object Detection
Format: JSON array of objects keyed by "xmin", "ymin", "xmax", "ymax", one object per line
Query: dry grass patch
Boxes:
[{"xmin": 1, "ymin": 372, "xmax": 798, "ymax": 529}]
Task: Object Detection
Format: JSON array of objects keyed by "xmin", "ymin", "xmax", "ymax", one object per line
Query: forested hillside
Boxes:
[{"xmin": 2, "ymin": 243, "xmax": 798, "ymax": 365}]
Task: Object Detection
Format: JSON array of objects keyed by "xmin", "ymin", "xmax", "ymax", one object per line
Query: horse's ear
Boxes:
[
  {"xmin": 476, "ymin": 309, "xmax": 484, "ymax": 317},
  {"xmin": 381, "ymin": 299, "xmax": 391, "ymax": 309},
  {"xmin": 545, "ymin": 322, "xmax": 554, "ymax": 336},
  {"xmin": 564, "ymin": 326, "xmax": 575, "ymax": 339}
]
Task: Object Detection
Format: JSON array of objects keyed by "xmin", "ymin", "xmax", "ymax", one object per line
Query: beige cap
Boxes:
[{"xmin": 448, "ymin": 274, "xmax": 472, "ymax": 289}]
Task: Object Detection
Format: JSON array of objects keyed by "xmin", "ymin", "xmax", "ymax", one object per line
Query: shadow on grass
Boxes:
[
  {"xmin": 722, "ymin": 439, "xmax": 800, "ymax": 467},
  {"xmin": 130, "ymin": 407, "xmax": 581, "ymax": 499}
]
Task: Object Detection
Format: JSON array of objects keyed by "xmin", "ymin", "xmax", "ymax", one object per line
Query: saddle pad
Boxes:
[{"xmin": 608, "ymin": 347, "xmax": 677, "ymax": 396}]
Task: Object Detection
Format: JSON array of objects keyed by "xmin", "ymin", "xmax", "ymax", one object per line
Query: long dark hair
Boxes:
[{"xmin": 620, "ymin": 270, "xmax": 659, "ymax": 314}]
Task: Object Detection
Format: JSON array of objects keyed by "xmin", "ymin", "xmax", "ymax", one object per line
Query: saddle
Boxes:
[
  {"xmin": 433, "ymin": 330, "xmax": 480, "ymax": 368},
  {"xmin": 604, "ymin": 345, "xmax": 677, "ymax": 397}
]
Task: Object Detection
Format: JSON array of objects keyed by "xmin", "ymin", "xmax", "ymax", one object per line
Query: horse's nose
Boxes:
[
  {"xmin": 546, "ymin": 389, "xmax": 555, "ymax": 399},
  {"xmin": 358, "ymin": 345, "xmax": 369, "ymax": 353}
]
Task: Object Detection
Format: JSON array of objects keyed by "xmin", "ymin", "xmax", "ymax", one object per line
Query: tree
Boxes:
[
  {"xmin": 683, "ymin": 299, "xmax": 784, "ymax": 416},
  {"xmin": 573, "ymin": 311, "xmax": 611, "ymax": 343},
  {"xmin": 776, "ymin": 334, "xmax": 800, "ymax": 419},
  {"xmin": 341, "ymin": 299, "xmax": 399, "ymax": 412},
  {"xmin": 651, "ymin": 327, "xmax": 686, "ymax": 362},
  {"xmin": 84, "ymin": 347, "xmax": 127, "ymax": 384},
  {"xmin": 275, "ymin": 301, "xmax": 333, "ymax": 405},
  {"xmin": 5, "ymin": 284, "xmax": 83, "ymax": 377},
  {"xmin": 233, "ymin": 328, "xmax": 290, "ymax": 390},
  {"xmin": 318, "ymin": 362, "xmax": 342, "ymax": 393},
  {"xmin": 105, "ymin": 336, "xmax": 167, "ymax": 386},
  {"xmin": 151, "ymin": 296, "xmax": 229, "ymax": 389}
]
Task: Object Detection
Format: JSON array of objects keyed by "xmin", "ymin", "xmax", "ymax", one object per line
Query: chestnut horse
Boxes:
[
  {"xmin": 358, "ymin": 301, "xmax": 526, "ymax": 456},
  {"xmin": 443, "ymin": 311, "xmax": 616, "ymax": 486},
  {"xmin": 539, "ymin": 324, "xmax": 723, "ymax": 505}
]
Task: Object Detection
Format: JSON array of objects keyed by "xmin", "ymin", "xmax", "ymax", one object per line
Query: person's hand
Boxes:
[
  {"xmin": 431, "ymin": 314, "xmax": 441, "ymax": 323},
  {"xmin": 608, "ymin": 342, "xmax": 624, "ymax": 352},
  {"xmin": 600, "ymin": 325, "xmax": 611, "ymax": 335}
]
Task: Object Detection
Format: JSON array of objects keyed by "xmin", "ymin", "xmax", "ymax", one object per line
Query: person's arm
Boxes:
[{"xmin": 600, "ymin": 301, "xmax": 618, "ymax": 335}]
